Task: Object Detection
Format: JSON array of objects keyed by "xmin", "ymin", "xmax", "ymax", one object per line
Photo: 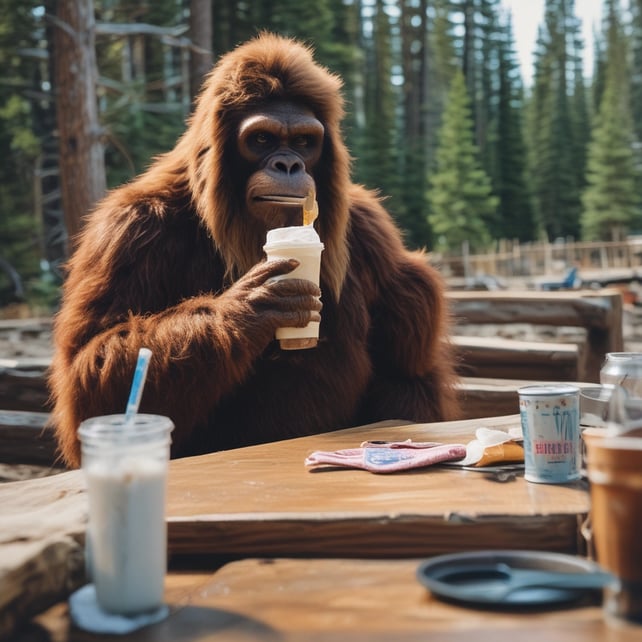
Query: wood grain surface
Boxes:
[
  {"xmin": 165, "ymin": 415, "xmax": 590, "ymax": 557},
  {"xmin": 448, "ymin": 289, "xmax": 624, "ymax": 382},
  {"xmin": 1, "ymin": 415, "xmax": 591, "ymax": 639},
  {"xmin": 20, "ymin": 558, "xmax": 642, "ymax": 641},
  {"xmin": 454, "ymin": 336, "xmax": 580, "ymax": 381},
  {"xmin": 0, "ymin": 470, "xmax": 86, "ymax": 639}
]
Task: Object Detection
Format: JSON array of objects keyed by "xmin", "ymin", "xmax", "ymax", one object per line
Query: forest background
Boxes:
[{"xmin": 1, "ymin": 0, "xmax": 641, "ymax": 311}]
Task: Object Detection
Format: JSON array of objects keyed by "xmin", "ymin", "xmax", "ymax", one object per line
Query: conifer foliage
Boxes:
[
  {"xmin": 428, "ymin": 70, "xmax": 498, "ymax": 251},
  {"xmin": 2, "ymin": 0, "xmax": 642, "ymax": 308},
  {"xmin": 581, "ymin": 0, "xmax": 641, "ymax": 240}
]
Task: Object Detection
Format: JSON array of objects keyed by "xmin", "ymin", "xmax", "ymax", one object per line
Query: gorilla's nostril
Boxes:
[{"xmin": 270, "ymin": 155, "xmax": 304, "ymax": 175}]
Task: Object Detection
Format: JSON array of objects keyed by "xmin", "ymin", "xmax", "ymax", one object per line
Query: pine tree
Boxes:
[
  {"xmin": 592, "ymin": 27, "xmax": 607, "ymax": 115},
  {"xmin": 491, "ymin": 12, "xmax": 535, "ymax": 241},
  {"xmin": 632, "ymin": 3, "xmax": 642, "ymax": 134},
  {"xmin": 0, "ymin": 0, "xmax": 44, "ymax": 303},
  {"xmin": 358, "ymin": 0, "xmax": 399, "ymax": 204},
  {"xmin": 581, "ymin": 0, "xmax": 640, "ymax": 240},
  {"xmin": 425, "ymin": 0, "xmax": 459, "ymax": 171},
  {"xmin": 571, "ymin": 32, "xmax": 590, "ymax": 198},
  {"xmin": 396, "ymin": 0, "xmax": 432, "ymax": 248},
  {"xmin": 427, "ymin": 70, "xmax": 498, "ymax": 251},
  {"xmin": 528, "ymin": 0, "xmax": 585, "ymax": 240},
  {"xmin": 95, "ymin": 0, "xmax": 188, "ymax": 188}
]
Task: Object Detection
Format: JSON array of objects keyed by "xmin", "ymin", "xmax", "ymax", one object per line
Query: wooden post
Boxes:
[{"xmin": 462, "ymin": 240, "xmax": 470, "ymax": 280}]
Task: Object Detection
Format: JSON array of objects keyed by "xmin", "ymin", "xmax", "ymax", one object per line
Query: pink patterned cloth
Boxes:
[{"xmin": 305, "ymin": 439, "xmax": 466, "ymax": 473}]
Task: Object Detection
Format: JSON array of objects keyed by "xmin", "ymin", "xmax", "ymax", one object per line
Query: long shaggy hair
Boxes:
[
  {"xmin": 149, "ymin": 32, "xmax": 351, "ymax": 301},
  {"xmin": 49, "ymin": 33, "xmax": 460, "ymax": 469}
]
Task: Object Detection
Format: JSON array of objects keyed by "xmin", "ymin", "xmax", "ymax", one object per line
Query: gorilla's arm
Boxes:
[{"xmin": 49, "ymin": 199, "xmax": 321, "ymax": 466}]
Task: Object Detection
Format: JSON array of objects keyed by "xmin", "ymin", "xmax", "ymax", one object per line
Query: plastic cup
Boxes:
[
  {"xmin": 79, "ymin": 414, "xmax": 174, "ymax": 614},
  {"xmin": 585, "ymin": 428, "xmax": 642, "ymax": 623},
  {"xmin": 600, "ymin": 352, "xmax": 642, "ymax": 397},
  {"xmin": 579, "ymin": 385, "xmax": 614, "ymax": 469},
  {"xmin": 580, "ymin": 385, "xmax": 614, "ymax": 428},
  {"xmin": 263, "ymin": 226, "xmax": 324, "ymax": 350}
]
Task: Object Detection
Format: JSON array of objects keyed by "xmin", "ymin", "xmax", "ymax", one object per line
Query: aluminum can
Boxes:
[{"xmin": 518, "ymin": 384, "xmax": 581, "ymax": 484}]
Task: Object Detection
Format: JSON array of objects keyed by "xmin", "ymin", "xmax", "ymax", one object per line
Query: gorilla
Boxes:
[{"xmin": 49, "ymin": 33, "xmax": 460, "ymax": 467}]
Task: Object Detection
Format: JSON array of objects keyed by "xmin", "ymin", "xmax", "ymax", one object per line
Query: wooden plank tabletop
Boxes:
[
  {"xmin": 1, "ymin": 415, "xmax": 591, "ymax": 638},
  {"xmin": 22, "ymin": 558, "xmax": 641, "ymax": 641},
  {"xmin": 165, "ymin": 414, "xmax": 590, "ymax": 557}
]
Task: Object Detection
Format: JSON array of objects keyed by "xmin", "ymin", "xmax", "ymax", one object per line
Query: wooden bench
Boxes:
[
  {"xmin": 448, "ymin": 288, "xmax": 624, "ymax": 383},
  {"xmin": 0, "ymin": 357, "xmax": 51, "ymax": 412},
  {"xmin": 0, "ymin": 410, "xmax": 59, "ymax": 466},
  {"xmin": 0, "ymin": 292, "xmax": 622, "ymax": 469},
  {"xmin": 456, "ymin": 377, "xmax": 594, "ymax": 419},
  {"xmin": 454, "ymin": 336, "xmax": 580, "ymax": 381},
  {"xmin": 0, "ymin": 376, "xmax": 576, "ymax": 470}
]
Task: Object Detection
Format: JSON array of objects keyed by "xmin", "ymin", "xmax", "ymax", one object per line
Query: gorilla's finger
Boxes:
[{"xmin": 267, "ymin": 277, "xmax": 321, "ymax": 298}]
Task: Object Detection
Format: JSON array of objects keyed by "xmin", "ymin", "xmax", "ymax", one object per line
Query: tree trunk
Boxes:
[
  {"xmin": 52, "ymin": 0, "xmax": 106, "ymax": 255},
  {"xmin": 189, "ymin": 0, "xmax": 213, "ymax": 102}
]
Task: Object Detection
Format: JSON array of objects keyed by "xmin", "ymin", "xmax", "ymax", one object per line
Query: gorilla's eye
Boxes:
[
  {"xmin": 292, "ymin": 135, "xmax": 310, "ymax": 148},
  {"xmin": 254, "ymin": 132, "xmax": 273, "ymax": 145}
]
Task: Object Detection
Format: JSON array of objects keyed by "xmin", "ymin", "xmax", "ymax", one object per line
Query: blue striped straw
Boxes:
[{"xmin": 125, "ymin": 347, "xmax": 152, "ymax": 421}]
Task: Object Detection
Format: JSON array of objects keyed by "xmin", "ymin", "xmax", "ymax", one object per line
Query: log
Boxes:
[
  {"xmin": 0, "ymin": 471, "xmax": 86, "ymax": 639},
  {"xmin": 448, "ymin": 289, "xmax": 620, "ymax": 332},
  {"xmin": 448, "ymin": 289, "xmax": 623, "ymax": 382},
  {"xmin": 453, "ymin": 335, "xmax": 581, "ymax": 382},
  {"xmin": 457, "ymin": 377, "xmax": 593, "ymax": 419},
  {"xmin": 0, "ymin": 410, "xmax": 59, "ymax": 466},
  {"xmin": 0, "ymin": 358, "xmax": 50, "ymax": 413},
  {"xmin": 0, "ymin": 375, "xmax": 593, "ymax": 469},
  {"xmin": 458, "ymin": 377, "xmax": 524, "ymax": 418}
]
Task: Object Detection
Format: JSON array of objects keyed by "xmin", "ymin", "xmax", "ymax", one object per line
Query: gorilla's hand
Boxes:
[{"xmin": 217, "ymin": 258, "xmax": 322, "ymax": 350}]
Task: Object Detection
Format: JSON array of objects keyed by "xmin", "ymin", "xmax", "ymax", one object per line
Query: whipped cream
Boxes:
[{"xmin": 264, "ymin": 225, "xmax": 322, "ymax": 249}]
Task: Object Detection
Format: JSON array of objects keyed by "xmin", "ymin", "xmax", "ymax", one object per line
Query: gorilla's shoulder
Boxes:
[
  {"xmin": 346, "ymin": 184, "xmax": 407, "ymax": 258},
  {"xmin": 93, "ymin": 179, "xmax": 202, "ymax": 237}
]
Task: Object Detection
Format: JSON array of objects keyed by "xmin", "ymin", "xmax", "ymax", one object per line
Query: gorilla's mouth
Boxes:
[{"xmin": 255, "ymin": 195, "xmax": 305, "ymax": 205}]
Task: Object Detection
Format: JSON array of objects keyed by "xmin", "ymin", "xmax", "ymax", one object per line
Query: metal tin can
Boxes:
[{"xmin": 518, "ymin": 384, "xmax": 581, "ymax": 484}]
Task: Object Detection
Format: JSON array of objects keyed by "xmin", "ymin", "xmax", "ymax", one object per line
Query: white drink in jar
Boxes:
[{"xmin": 79, "ymin": 414, "xmax": 173, "ymax": 615}]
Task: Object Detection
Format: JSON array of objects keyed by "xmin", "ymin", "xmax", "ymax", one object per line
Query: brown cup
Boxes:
[{"xmin": 585, "ymin": 428, "xmax": 642, "ymax": 623}]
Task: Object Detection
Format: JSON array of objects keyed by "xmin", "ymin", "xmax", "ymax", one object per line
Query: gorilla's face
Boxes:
[{"xmin": 238, "ymin": 101, "xmax": 324, "ymax": 229}]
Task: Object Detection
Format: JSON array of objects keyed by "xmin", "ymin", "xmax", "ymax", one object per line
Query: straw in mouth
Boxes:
[{"xmin": 303, "ymin": 189, "xmax": 318, "ymax": 226}]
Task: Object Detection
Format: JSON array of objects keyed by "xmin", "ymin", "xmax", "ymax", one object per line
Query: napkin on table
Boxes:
[{"xmin": 305, "ymin": 439, "xmax": 467, "ymax": 473}]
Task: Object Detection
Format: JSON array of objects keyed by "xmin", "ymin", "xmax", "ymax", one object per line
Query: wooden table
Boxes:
[
  {"xmin": 21, "ymin": 558, "xmax": 641, "ymax": 641},
  {"xmin": 166, "ymin": 414, "xmax": 589, "ymax": 557},
  {"xmin": 2, "ymin": 414, "xmax": 591, "ymax": 638}
]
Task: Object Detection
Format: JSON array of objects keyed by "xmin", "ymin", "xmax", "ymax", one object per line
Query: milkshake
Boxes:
[
  {"xmin": 263, "ymin": 224, "xmax": 324, "ymax": 350},
  {"xmin": 79, "ymin": 414, "xmax": 173, "ymax": 614}
]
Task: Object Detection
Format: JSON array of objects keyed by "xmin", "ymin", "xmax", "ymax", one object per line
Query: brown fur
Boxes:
[{"xmin": 49, "ymin": 33, "xmax": 460, "ymax": 467}]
